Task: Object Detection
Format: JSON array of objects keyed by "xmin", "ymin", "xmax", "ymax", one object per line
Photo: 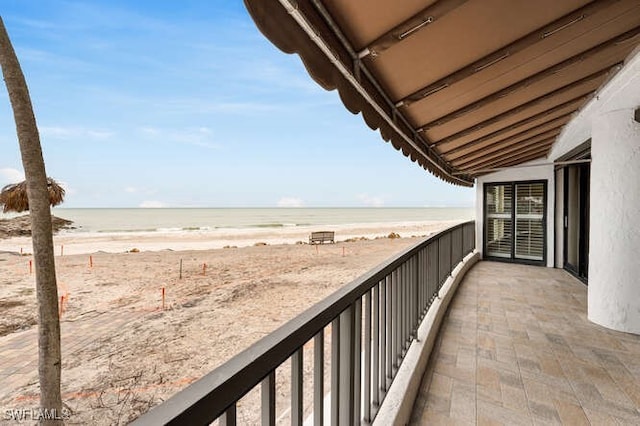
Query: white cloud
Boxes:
[
  {"xmin": 0, "ymin": 168, "xmax": 25, "ymax": 185},
  {"xmin": 277, "ymin": 197, "xmax": 304, "ymax": 208},
  {"xmin": 124, "ymin": 186, "xmax": 138, "ymax": 193},
  {"xmin": 40, "ymin": 126, "xmax": 114, "ymax": 141},
  {"xmin": 200, "ymin": 101, "xmax": 279, "ymax": 114},
  {"xmin": 86, "ymin": 130, "xmax": 114, "ymax": 140},
  {"xmin": 139, "ymin": 200, "xmax": 166, "ymax": 208},
  {"xmin": 139, "ymin": 126, "xmax": 160, "ymax": 136},
  {"xmin": 357, "ymin": 194, "xmax": 385, "ymax": 207},
  {"xmin": 137, "ymin": 126, "xmax": 219, "ymax": 149}
]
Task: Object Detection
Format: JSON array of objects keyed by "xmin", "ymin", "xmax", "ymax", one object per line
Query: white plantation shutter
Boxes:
[
  {"xmin": 515, "ymin": 183, "xmax": 545, "ymax": 261},
  {"xmin": 485, "ymin": 181, "xmax": 546, "ymax": 263},
  {"xmin": 486, "ymin": 184, "xmax": 512, "ymax": 258}
]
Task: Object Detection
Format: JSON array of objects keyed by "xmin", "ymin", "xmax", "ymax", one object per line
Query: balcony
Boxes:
[
  {"xmin": 410, "ymin": 262, "xmax": 640, "ymax": 424},
  {"xmin": 133, "ymin": 223, "xmax": 640, "ymax": 424}
]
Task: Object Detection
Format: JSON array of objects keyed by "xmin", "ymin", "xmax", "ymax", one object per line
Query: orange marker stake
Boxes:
[
  {"xmin": 60, "ymin": 245, "xmax": 64, "ymax": 256},
  {"xmin": 162, "ymin": 287, "xmax": 166, "ymax": 310},
  {"xmin": 29, "ymin": 260, "xmax": 32, "ymax": 274},
  {"xmin": 89, "ymin": 255, "xmax": 93, "ymax": 268},
  {"xmin": 59, "ymin": 296, "xmax": 65, "ymax": 318},
  {"xmin": 202, "ymin": 263, "xmax": 207, "ymax": 276},
  {"xmin": 20, "ymin": 247, "xmax": 22, "ymax": 255}
]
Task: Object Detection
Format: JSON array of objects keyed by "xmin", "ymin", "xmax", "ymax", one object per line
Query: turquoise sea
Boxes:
[{"xmin": 46, "ymin": 208, "xmax": 475, "ymax": 234}]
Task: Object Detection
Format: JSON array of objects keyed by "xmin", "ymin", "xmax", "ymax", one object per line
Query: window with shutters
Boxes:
[
  {"xmin": 486, "ymin": 184, "xmax": 512, "ymax": 258},
  {"xmin": 484, "ymin": 181, "xmax": 546, "ymax": 264}
]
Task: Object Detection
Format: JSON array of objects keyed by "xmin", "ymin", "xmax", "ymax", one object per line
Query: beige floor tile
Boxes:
[
  {"xmin": 477, "ymin": 398, "xmax": 532, "ymax": 426},
  {"xmin": 410, "ymin": 261, "xmax": 640, "ymax": 424},
  {"xmin": 415, "ymin": 409, "xmax": 458, "ymax": 425},
  {"xmin": 430, "ymin": 372, "xmax": 454, "ymax": 398},
  {"xmin": 501, "ymin": 382, "xmax": 529, "ymax": 414},
  {"xmin": 450, "ymin": 380, "xmax": 475, "ymax": 422},
  {"xmin": 553, "ymin": 399, "xmax": 589, "ymax": 426}
]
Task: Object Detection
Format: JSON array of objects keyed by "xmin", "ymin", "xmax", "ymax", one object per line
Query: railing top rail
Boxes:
[{"xmin": 133, "ymin": 220, "xmax": 475, "ymax": 425}]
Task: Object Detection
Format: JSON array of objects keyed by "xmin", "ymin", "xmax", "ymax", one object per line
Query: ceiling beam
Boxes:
[
  {"xmin": 461, "ymin": 144, "xmax": 554, "ymax": 173},
  {"xmin": 450, "ymin": 129, "xmax": 562, "ymax": 166},
  {"xmin": 417, "ymin": 26, "xmax": 639, "ymax": 130},
  {"xmin": 457, "ymin": 136, "xmax": 556, "ymax": 170},
  {"xmin": 358, "ymin": 0, "xmax": 469, "ymax": 58},
  {"xmin": 497, "ymin": 149, "xmax": 553, "ymax": 168},
  {"xmin": 456, "ymin": 136, "xmax": 556, "ymax": 170},
  {"xmin": 472, "ymin": 147, "xmax": 552, "ymax": 173},
  {"xmin": 467, "ymin": 150, "xmax": 551, "ymax": 176},
  {"xmin": 443, "ymin": 112, "xmax": 570, "ymax": 158},
  {"xmin": 397, "ymin": 0, "xmax": 620, "ymax": 107},
  {"xmin": 426, "ymin": 66, "xmax": 610, "ymax": 143},
  {"xmin": 434, "ymin": 91, "xmax": 589, "ymax": 147}
]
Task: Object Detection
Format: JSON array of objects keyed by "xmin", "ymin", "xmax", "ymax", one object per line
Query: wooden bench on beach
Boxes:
[{"xmin": 309, "ymin": 231, "xmax": 335, "ymax": 244}]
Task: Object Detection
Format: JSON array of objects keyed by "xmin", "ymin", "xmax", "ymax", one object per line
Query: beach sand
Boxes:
[{"xmin": 0, "ymin": 221, "xmax": 457, "ymax": 424}]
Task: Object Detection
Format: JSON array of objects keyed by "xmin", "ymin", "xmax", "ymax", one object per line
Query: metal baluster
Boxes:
[
  {"xmin": 398, "ymin": 266, "xmax": 403, "ymax": 357},
  {"xmin": 449, "ymin": 232, "xmax": 453, "ymax": 277},
  {"xmin": 400, "ymin": 266, "xmax": 405, "ymax": 354},
  {"xmin": 382, "ymin": 276, "xmax": 389, "ymax": 395},
  {"xmin": 331, "ymin": 318, "xmax": 340, "ymax": 426},
  {"xmin": 314, "ymin": 332, "xmax": 324, "ymax": 426},
  {"xmin": 219, "ymin": 405, "xmax": 236, "ymax": 426},
  {"xmin": 354, "ymin": 299, "xmax": 362, "ymax": 425},
  {"xmin": 391, "ymin": 269, "xmax": 397, "ymax": 373},
  {"xmin": 436, "ymin": 237, "xmax": 442, "ymax": 290},
  {"xmin": 418, "ymin": 250, "xmax": 423, "ymax": 315},
  {"xmin": 385, "ymin": 275, "xmax": 392, "ymax": 391},
  {"xmin": 420, "ymin": 246, "xmax": 429, "ymax": 314},
  {"xmin": 372, "ymin": 283, "xmax": 380, "ymax": 409},
  {"xmin": 292, "ymin": 349, "xmax": 303, "ymax": 426},
  {"xmin": 261, "ymin": 371, "xmax": 275, "ymax": 426},
  {"xmin": 402, "ymin": 263, "xmax": 407, "ymax": 350},
  {"xmin": 430, "ymin": 243, "xmax": 436, "ymax": 303},
  {"xmin": 404, "ymin": 263, "xmax": 409, "ymax": 351},
  {"xmin": 416, "ymin": 253, "xmax": 421, "ymax": 318},
  {"xmin": 364, "ymin": 290, "xmax": 372, "ymax": 423},
  {"xmin": 339, "ymin": 306, "xmax": 355, "ymax": 425}
]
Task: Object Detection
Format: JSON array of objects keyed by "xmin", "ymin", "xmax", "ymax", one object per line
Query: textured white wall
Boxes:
[
  {"xmin": 550, "ymin": 46, "xmax": 640, "ymax": 161},
  {"xmin": 588, "ymin": 108, "xmax": 640, "ymax": 334},
  {"xmin": 475, "ymin": 159, "xmax": 555, "ymax": 267}
]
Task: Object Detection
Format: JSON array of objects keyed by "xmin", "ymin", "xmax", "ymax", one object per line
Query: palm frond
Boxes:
[{"xmin": 0, "ymin": 177, "xmax": 65, "ymax": 213}]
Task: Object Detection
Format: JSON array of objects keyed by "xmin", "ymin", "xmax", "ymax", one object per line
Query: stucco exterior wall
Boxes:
[
  {"xmin": 475, "ymin": 159, "xmax": 555, "ymax": 267},
  {"xmin": 550, "ymin": 46, "xmax": 640, "ymax": 162},
  {"xmin": 588, "ymin": 108, "xmax": 640, "ymax": 334}
]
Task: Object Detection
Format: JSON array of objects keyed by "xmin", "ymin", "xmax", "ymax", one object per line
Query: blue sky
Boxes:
[{"xmin": 0, "ymin": 1, "xmax": 474, "ymax": 208}]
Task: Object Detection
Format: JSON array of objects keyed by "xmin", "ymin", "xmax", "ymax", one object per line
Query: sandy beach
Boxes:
[
  {"xmin": 0, "ymin": 219, "xmax": 462, "ymax": 256},
  {"xmin": 0, "ymin": 220, "xmax": 457, "ymax": 424}
]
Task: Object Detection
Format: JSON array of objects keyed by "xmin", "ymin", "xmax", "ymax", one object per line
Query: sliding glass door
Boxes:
[
  {"xmin": 484, "ymin": 181, "xmax": 546, "ymax": 264},
  {"xmin": 564, "ymin": 164, "xmax": 590, "ymax": 281},
  {"xmin": 486, "ymin": 184, "xmax": 512, "ymax": 258}
]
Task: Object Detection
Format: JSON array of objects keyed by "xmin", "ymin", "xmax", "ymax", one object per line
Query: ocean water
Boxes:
[{"xmin": 46, "ymin": 208, "xmax": 475, "ymax": 234}]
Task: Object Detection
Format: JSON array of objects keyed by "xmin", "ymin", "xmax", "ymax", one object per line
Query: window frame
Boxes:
[{"xmin": 483, "ymin": 179, "xmax": 547, "ymax": 266}]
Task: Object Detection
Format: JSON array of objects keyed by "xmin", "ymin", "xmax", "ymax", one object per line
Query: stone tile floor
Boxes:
[{"xmin": 410, "ymin": 261, "xmax": 640, "ymax": 425}]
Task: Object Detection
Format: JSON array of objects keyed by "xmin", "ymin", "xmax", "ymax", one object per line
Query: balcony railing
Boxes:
[{"xmin": 133, "ymin": 221, "xmax": 476, "ymax": 425}]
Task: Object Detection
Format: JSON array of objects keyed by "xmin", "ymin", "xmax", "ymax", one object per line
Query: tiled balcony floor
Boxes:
[{"xmin": 410, "ymin": 261, "xmax": 640, "ymax": 425}]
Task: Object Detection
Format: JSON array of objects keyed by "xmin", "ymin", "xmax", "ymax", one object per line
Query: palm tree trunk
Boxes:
[{"xmin": 0, "ymin": 17, "xmax": 62, "ymax": 424}]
